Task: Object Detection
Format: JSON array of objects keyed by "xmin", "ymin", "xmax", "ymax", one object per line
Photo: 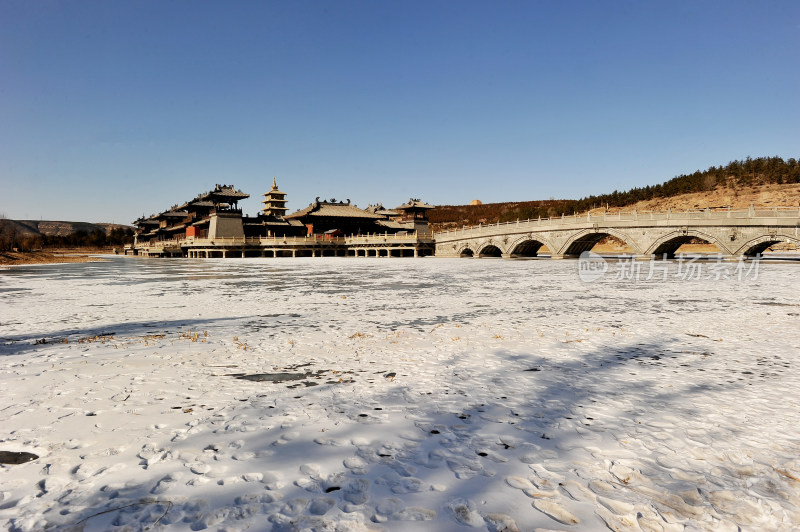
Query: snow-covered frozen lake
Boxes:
[{"xmin": 1, "ymin": 256, "xmax": 799, "ymax": 531}]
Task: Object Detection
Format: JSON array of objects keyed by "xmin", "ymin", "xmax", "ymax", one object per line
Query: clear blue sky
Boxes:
[{"xmin": 1, "ymin": 1, "xmax": 798, "ymax": 223}]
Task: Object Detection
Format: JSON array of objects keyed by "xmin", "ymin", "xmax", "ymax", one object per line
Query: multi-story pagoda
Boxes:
[{"xmin": 262, "ymin": 178, "xmax": 288, "ymax": 217}]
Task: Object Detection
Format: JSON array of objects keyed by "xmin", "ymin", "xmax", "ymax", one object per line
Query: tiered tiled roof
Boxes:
[
  {"xmin": 133, "ymin": 184, "xmax": 248, "ymax": 227},
  {"xmin": 286, "ymin": 199, "xmax": 384, "ymax": 220}
]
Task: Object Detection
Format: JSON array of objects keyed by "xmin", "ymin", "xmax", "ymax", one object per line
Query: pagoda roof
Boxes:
[
  {"xmin": 263, "ymin": 178, "xmax": 286, "ymax": 197},
  {"xmin": 285, "ymin": 199, "xmax": 383, "ymax": 220},
  {"xmin": 396, "ymin": 198, "xmax": 434, "ymax": 211},
  {"xmin": 133, "ymin": 216, "xmax": 160, "ymax": 226}
]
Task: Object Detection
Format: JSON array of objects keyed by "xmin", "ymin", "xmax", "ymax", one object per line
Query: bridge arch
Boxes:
[
  {"xmin": 507, "ymin": 234, "xmax": 556, "ymax": 258},
  {"xmin": 453, "ymin": 242, "xmax": 477, "ymax": 258},
  {"xmin": 643, "ymin": 230, "xmax": 728, "ymax": 258},
  {"xmin": 733, "ymin": 234, "xmax": 800, "ymax": 257},
  {"xmin": 559, "ymin": 228, "xmax": 642, "ymax": 256},
  {"xmin": 476, "ymin": 242, "xmax": 503, "ymax": 258}
]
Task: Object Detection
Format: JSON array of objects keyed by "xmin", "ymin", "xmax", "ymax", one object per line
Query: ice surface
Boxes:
[{"xmin": 1, "ymin": 256, "xmax": 799, "ymax": 530}]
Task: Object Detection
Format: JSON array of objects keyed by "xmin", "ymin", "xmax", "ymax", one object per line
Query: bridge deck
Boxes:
[{"xmin": 434, "ymin": 207, "xmax": 800, "ymax": 259}]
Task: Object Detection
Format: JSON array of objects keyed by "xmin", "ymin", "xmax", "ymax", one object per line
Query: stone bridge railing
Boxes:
[
  {"xmin": 434, "ymin": 207, "xmax": 800, "ymax": 259},
  {"xmin": 345, "ymin": 232, "xmax": 433, "ymax": 245}
]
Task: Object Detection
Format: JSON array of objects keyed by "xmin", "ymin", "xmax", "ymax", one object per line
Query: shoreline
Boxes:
[
  {"xmin": 0, "ymin": 250, "xmax": 113, "ymax": 267},
  {"xmin": 4, "ymin": 245, "xmax": 797, "ymax": 267}
]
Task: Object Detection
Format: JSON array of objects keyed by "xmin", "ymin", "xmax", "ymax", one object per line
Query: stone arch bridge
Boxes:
[{"xmin": 434, "ymin": 207, "xmax": 800, "ymax": 259}]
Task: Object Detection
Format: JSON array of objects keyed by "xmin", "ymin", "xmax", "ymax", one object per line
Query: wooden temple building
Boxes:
[{"xmin": 127, "ymin": 181, "xmax": 434, "ymax": 258}]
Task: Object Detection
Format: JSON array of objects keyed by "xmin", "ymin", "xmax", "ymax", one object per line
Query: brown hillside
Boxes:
[
  {"xmin": 430, "ymin": 183, "xmax": 800, "ymax": 232},
  {"xmin": 592, "ymin": 183, "xmax": 800, "ymax": 214}
]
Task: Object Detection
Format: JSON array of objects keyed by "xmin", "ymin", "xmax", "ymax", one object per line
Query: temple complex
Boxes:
[{"xmin": 127, "ymin": 181, "xmax": 434, "ymax": 258}]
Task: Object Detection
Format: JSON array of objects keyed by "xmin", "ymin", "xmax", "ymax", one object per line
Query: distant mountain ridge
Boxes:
[
  {"xmin": 0, "ymin": 219, "xmax": 135, "ymax": 251},
  {"xmin": 2, "ymin": 220, "xmax": 133, "ymax": 237}
]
